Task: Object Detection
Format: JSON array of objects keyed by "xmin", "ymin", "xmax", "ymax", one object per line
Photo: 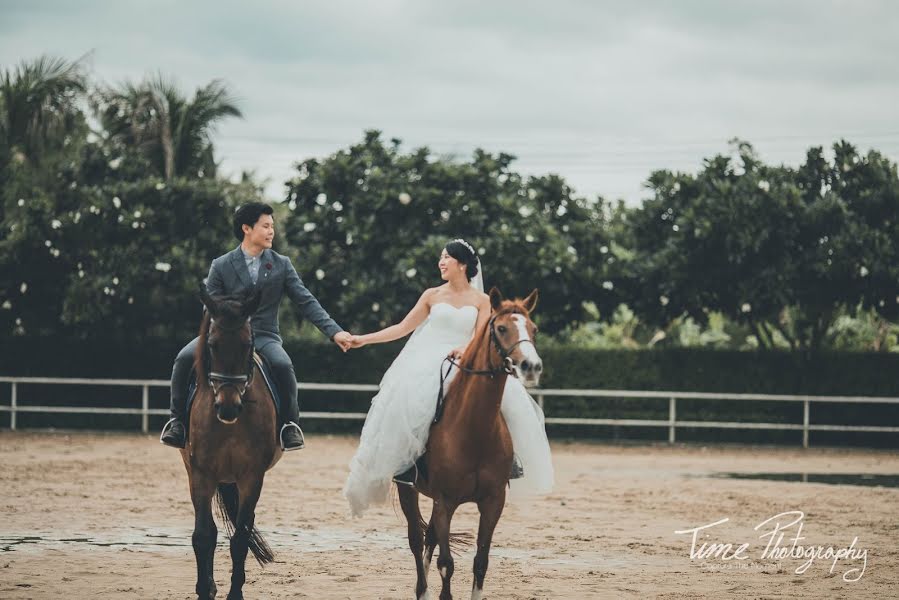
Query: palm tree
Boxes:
[
  {"xmin": 0, "ymin": 55, "xmax": 87, "ymax": 168},
  {"xmin": 97, "ymin": 75, "xmax": 242, "ymax": 181}
]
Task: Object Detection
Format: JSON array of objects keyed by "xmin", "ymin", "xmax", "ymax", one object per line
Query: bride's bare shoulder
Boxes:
[{"xmin": 422, "ymin": 286, "xmax": 443, "ymax": 301}]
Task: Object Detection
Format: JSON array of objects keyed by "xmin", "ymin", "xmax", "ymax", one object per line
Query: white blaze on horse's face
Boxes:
[{"xmin": 511, "ymin": 314, "xmax": 542, "ymax": 387}]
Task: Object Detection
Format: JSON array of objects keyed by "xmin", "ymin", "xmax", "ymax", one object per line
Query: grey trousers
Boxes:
[{"xmin": 168, "ymin": 335, "xmax": 299, "ymax": 423}]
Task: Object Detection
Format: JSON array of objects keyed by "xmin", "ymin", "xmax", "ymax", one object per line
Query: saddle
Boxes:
[{"xmin": 184, "ymin": 352, "xmax": 282, "ymax": 437}]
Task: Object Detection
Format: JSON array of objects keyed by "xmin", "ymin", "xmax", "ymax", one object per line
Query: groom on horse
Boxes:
[{"xmin": 160, "ymin": 202, "xmax": 352, "ymax": 451}]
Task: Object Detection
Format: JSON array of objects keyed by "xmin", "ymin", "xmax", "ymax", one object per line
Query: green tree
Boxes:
[
  {"xmin": 280, "ymin": 131, "xmax": 616, "ymax": 335},
  {"xmin": 58, "ymin": 178, "xmax": 261, "ymax": 339},
  {"xmin": 0, "ymin": 55, "xmax": 87, "ymax": 174},
  {"xmin": 93, "ymin": 75, "xmax": 242, "ymax": 181},
  {"xmin": 829, "ymin": 306, "xmax": 899, "ymax": 352},
  {"xmin": 624, "ymin": 140, "xmax": 899, "ymax": 353},
  {"xmin": 0, "ymin": 57, "xmax": 260, "ymax": 340},
  {"xmin": 0, "ymin": 55, "xmax": 89, "ymax": 336},
  {"xmin": 1, "ymin": 177, "xmax": 262, "ymax": 339}
]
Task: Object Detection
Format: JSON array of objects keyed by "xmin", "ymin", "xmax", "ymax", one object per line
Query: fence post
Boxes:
[
  {"xmin": 668, "ymin": 397, "xmax": 676, "ymax": 443},
  {"xmin": 10, "ymin": 382, "xmax": 17, "ymax": 431},
  {"xmin": 803, "ymin": 400, "xmax": 810, "ymax": 449},
  {"xmin": 141, "ymin": 385, "xmax": 149, "ymax": 434}
]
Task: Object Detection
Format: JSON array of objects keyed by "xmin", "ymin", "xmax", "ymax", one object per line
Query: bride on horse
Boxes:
[{"xmin": 342, "ymin": 238, "xmax": 554, "ymax": 517}]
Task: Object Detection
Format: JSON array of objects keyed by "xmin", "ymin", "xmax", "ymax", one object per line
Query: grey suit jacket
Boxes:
[{"xmin": 205, "ymin": 246, "xmax": 343, "ymax": 343}]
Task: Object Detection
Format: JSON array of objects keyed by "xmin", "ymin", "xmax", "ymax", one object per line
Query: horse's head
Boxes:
[
  {"xmin": 199, "ymin": 284, "xmax": 262, "ymax": 424},
  {"xmin": 488, "ymin": 287, "xmax": 543, "ymax": 387}
]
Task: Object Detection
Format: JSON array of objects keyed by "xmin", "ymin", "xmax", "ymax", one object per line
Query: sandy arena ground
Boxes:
[{"xmin": 0, "ymin": 432, "xmax": 897, "ymax": 599}]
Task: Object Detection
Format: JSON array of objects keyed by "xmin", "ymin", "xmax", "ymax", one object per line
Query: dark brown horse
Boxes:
[
  {"xmin": 180, "ymin": 286, "xmax": 281, "ymax": 599},
  {"xmin": 399, "ymin": 287, "xmax": 543, "ymax": 600}
]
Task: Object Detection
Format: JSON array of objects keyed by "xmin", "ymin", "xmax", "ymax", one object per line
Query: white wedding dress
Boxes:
[{"xmin": 343, "ymin": 302, "xmax": 554, "ymax": 517}]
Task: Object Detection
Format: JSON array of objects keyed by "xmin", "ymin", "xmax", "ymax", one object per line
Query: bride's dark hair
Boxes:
[{"xmin": 445, "ymin": 239, "xmax": 479, "ymax": 281}]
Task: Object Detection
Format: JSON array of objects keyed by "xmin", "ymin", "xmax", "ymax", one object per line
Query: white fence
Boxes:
[{"xmin": 2, "ymin": 376, "xmax": 898, "ymax": 448}]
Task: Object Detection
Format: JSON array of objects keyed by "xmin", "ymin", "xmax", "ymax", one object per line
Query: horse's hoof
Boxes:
[{"xmin": 226, "ymin": 591, "xmax": 243, "ymax": 600}]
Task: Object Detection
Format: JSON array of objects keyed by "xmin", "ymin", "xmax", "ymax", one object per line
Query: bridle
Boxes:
[
  {"xmin": 487, "ymin": 312, "xmax": 537, "ymax": 375},
  {"xmin": 446, "ymin": 311, "xmax": 536, "ymax": 377},
  {"xmin": 206, "ymin": 317, "xmax": 256, "ymax": 399}
]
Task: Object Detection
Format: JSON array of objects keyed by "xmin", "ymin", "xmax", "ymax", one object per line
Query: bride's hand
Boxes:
[
  {"xmin": 447, "ymin": 346, "xmax": 465, "ymax": 361},
  {"xmin": 349, "ymin": 334, "xmax": 367, "ymax": 349}
]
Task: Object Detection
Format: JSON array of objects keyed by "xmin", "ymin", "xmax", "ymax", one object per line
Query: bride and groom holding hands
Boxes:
[{"xmin": 160, "ymin": 202, "xmax": 553, "ymax": 516}]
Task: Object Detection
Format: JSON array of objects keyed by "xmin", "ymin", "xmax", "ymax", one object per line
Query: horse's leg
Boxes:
[
  {"xmin": 432, "ymin": 498, "xmax": 458, "ymax": 600},
  {"xmin": 471, "ymin": 489, "xmax": 506, "ymax": 600},
  {"xmin": 423, "ymin": 503, "xmax": 438, "ymax": 580},
  {"xmin": 398, "ymin": 485, "xmax": 430, "ymax": 599},
  {"xmin": 226, "ymin": 476, "xmax": 264, "ymax": 600},
  {"xmin": 190, "ymin": 472, "xmax": 219, "ymax": 599}
]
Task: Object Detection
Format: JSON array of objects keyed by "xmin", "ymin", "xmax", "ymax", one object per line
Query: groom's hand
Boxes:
[{"xmin": 333, "ymin": 331, "xmax": 353, "ymax": 353}]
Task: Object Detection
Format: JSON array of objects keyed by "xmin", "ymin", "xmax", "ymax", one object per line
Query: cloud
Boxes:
[{"xmin": 1, "ymin": 0, "xmax": 897, "ymax": 203}]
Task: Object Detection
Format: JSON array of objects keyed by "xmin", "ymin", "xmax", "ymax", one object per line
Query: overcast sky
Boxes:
[{"xmin": 2, "ymin": 0, "xmax": 898, "ymax": 204}]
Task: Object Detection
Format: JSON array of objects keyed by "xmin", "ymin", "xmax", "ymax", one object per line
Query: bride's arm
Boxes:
[
  {"xmin": 352, "ymin": 289, "xmax": 435, "ymax": 347},
  {"xmin": 448, "ymin": 295, "xmax": 491, "ymax": 360}
]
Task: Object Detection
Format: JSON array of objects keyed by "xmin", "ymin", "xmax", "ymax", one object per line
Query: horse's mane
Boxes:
[
  {"xmin": 194, "ymin": 312, "xmax": 212, "ymax": 383},
  {"xmin": 194, "ymin": 293, "xmax": 252, "ymax": 382}
]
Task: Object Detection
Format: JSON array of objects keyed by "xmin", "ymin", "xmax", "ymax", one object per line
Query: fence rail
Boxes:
[{"xmin": 2, "ymin": 376, "xmax": 898, "ymax": 448}]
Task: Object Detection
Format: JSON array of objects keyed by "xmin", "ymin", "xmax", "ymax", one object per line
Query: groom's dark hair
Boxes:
[
  {"xmin": 233, "ymin": 202, "xmax": 274, "ymax": 241},
  {"xmin": 445, "ymin": 239, "xmax": 479, "ymax": 281}
]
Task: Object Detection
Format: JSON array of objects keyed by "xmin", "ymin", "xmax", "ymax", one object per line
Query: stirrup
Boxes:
[
  {"xmin": 279, "ymin": 422, "xmax": 305, "ymax": 451},
  {"xmin": 159, "ymin": 418, "xmax": 182, "ymax": 447},
  {"xmin": 392, "ymin": 464, "xmax": 418, "ymax": 487}
]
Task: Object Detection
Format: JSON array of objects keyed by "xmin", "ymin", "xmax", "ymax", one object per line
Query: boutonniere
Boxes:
[{"xmin": 264, "ymin": 262, "xmax": 272, "ymax": 277}]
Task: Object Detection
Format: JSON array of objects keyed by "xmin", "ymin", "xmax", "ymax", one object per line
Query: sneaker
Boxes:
[
  {"xmin": 160, "ymin": 418, "xmax": 186, "ymax": 448},
  {"xmin": 280, "ymin": 422, "xmax": 306, "ymax": 451},
  {"xmin": 510, "ymin": 455, "xmax": 524, "ymax": 479}
]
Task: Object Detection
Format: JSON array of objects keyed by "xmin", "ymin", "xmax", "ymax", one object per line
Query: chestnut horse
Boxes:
[
  {"xmin": 398, "ymin": 286, "xmax": 543, "ymax": 600},
  {"xmin": 180, "ymin": 286, "xmax": 281, "ymax": 599}
]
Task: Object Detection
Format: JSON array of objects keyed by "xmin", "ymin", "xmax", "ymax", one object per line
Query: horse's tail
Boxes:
[
  {"xmin": 416, "ymin": 515, "xmax": 474, "ymax": 556},
  {"xmin": 448, "ymin": 529, "xmax": 474, "ymax": 554},
  {"xmin": 215, "ymin": 483, "xmax": 275, "ymax": 566}
]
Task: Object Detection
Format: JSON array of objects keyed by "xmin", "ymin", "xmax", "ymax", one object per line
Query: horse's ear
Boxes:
[
  {"xmin": 489, "ymin": 287, "xmax": 504, "ymax": 311},
  {"xmin": 522, "ymin": 288, "xmax": 539, "ymax": 313},
  {"xmin": 198, "ymin": 282, "xmax": 218, "ymax": 316},
  {"xmin": 242, "ymin": 287, "xmax": 262, "ymax": 318}
]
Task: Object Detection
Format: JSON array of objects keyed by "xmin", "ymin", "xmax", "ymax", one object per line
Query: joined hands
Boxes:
[
  {"xmin": 347, "ymin": 334, "xmax": 366, "ymax": 349},
  {"xmin": 332, "ymin": 331, "xmax": 367, "ymax": 352},
  {"xmin": 332, "ymin": 331, "xmax": 353, "ymax": 352}
]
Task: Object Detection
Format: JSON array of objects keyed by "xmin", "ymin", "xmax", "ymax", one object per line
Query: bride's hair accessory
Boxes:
[{"xmin": 451, "ymin": 238, "xmax": 476, "ymax": 259}]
